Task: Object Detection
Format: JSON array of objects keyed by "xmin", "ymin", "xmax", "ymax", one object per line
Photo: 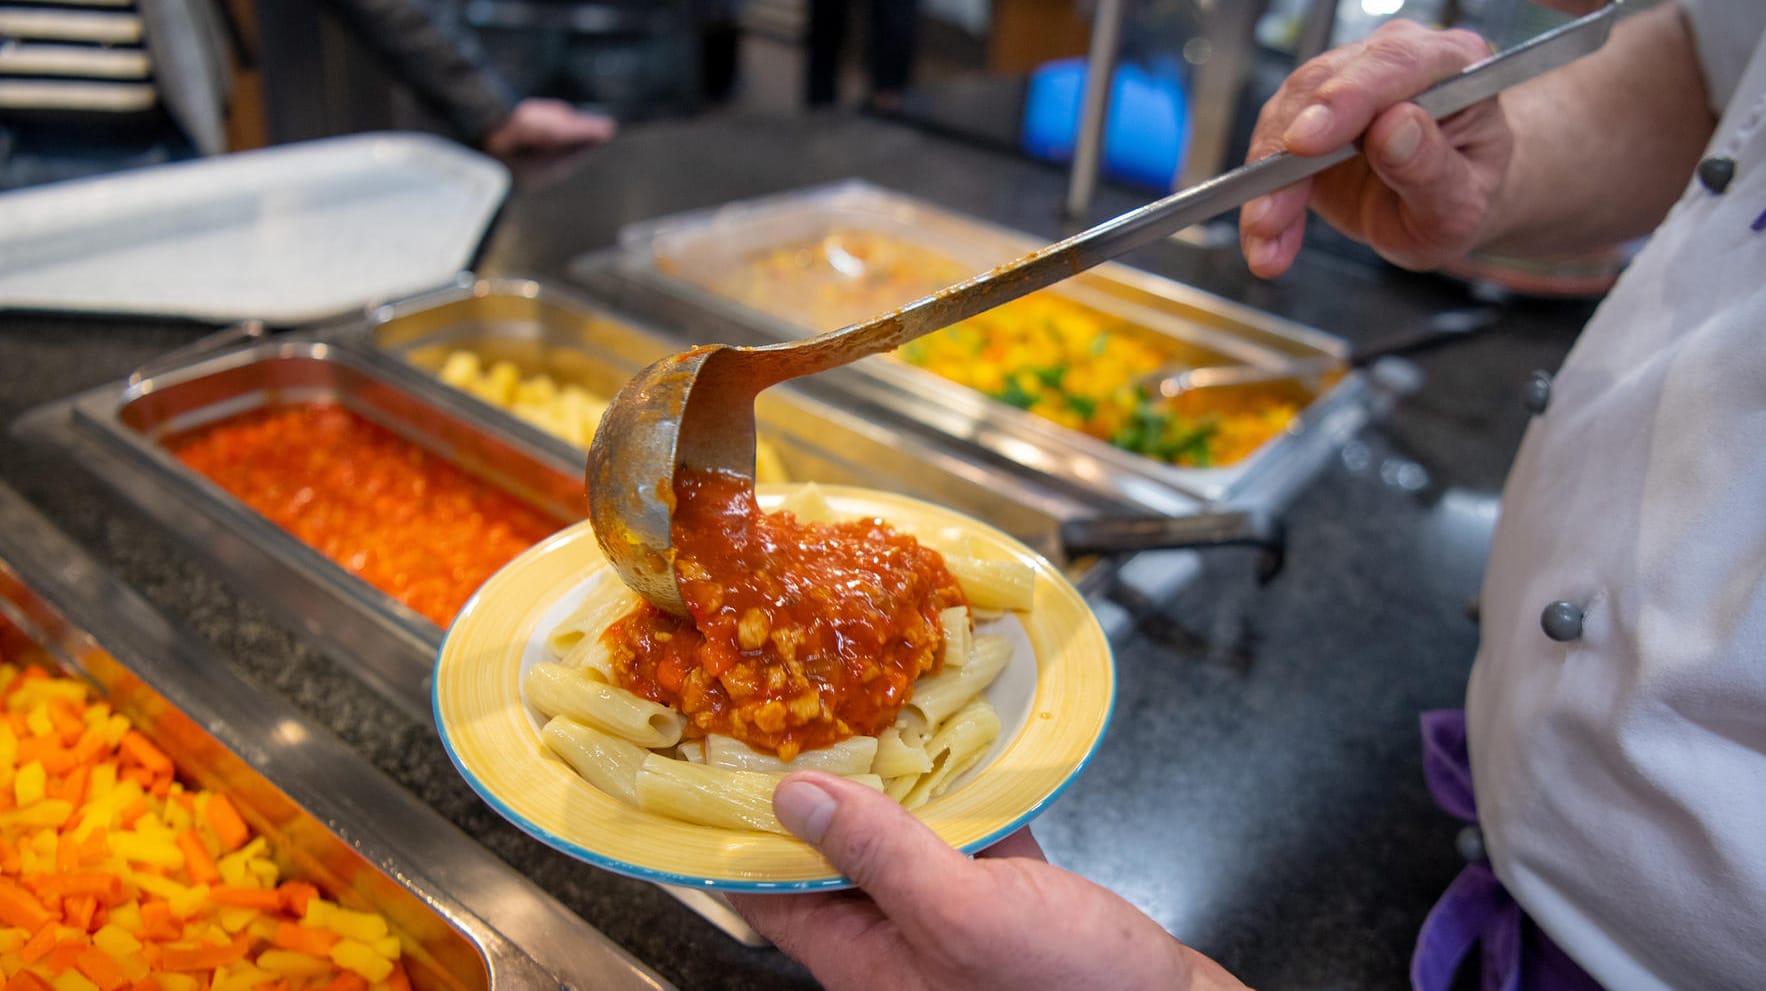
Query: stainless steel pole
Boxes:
[{"xmin": 1064, "ymin": 0, "xmax": 1126, "ymax": 218}]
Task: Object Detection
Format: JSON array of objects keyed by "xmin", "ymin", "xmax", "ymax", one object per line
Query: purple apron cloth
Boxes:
[{"xmin": 1411, "ymin": 710, "xmax": 1604, "ymax": 991}]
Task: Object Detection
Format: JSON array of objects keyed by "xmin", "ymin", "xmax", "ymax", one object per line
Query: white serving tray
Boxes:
[{"xmin": 0, "ymin": 132, "xmax": 509, "ymax": 324}]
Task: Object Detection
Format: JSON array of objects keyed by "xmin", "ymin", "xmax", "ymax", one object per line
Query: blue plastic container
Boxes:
[{"xmin": 1021, "ymin": 56, "xmax": 1190, "ymax": 191}]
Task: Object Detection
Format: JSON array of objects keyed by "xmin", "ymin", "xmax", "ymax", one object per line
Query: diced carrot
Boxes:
[
  {"xmin": 271, "ymin": 921, "xmax": 340, "ymax": 956},
  {"xmin": 31, "ymin": 872, "xmax": 123, "ymax": 902},
  {"xmin": 19, "ymin": 921, "xmax": 56, "ymax": 963},
  {"xmin": 15, "ymin": 737, "xmax": 74, "ymax": 775},
  {"xmin": 74, "ymin": 945, "xmax": 132, "ymax": 991},
  {"xmin": 70, "ymin": 730, "xmax": 108, "ymax": 766},
  {"xmin": 158, "ymin": 933, "xmax": 252, "ymax": 970},
  {"xmin": 50, "ymin": 700, "xmax": 85, "ymax": 744},
  {"xmin": 65, "ymin": 893, "xmax": 98, "ymax": 930},
  {"xmin": 0, "ymin": 878, "xmax": 54, "ymax": 930},
  {"xmin": 3, "ymin": 970, "xmax": 53, "ymax": 991},
  {"xmin": 175, "ymin": 831, "xmax": 217, "ymax": 886},
  {"xmin": 208, "ymin": 886, "xmax": 281, "ymax": 911},
  {"xmin": 149, "ymin": 776, "xmax": 171, "ymax": 799},
  {"xmin": 204, "ymin": 795, "xmax": 249, "ymax": 854},
  {"xmin": 56, "ymin": 763, "xmax": 91, "ymax": 809},
  {"xmin": 77, "ymin": 828, "xmax": 109, "ymax": 867},
  {"xmin": 276, "ymin": 882, "xmax": 318, "ymax": 917},
  {"xmin": 118, "ymin": 798, "xmax": 150, "ymax": 828},
  {"xmin": 55, "ymin": 830, "xmax": 81, "ymax": 873},
  {"xmin": 47, "ymin": 933, "xmax": 92, "ymax": 971},
  {"xmin": 0, "ymin": 835, "xmax": 17, "ymax": 875},
  {"xmin": 317, "ymin": 974, "xmax": 368, "ymax": 991},
  {"xmin": 117, "ymin": 733, "xmax": 172, "ymax": 776},
  {"xmin": 383, "ymin": 961, "xmax": 413, "ymax": 991},
  {"xmin": 139, "ymin": 901, "xmax": 181, "ymax": 941}
]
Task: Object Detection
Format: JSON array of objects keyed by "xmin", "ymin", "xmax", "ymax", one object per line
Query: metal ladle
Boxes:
[
  {"xmin": 1142, "ymin": 306, "xmax": 1499, "ymax": 400},
  {"xmin": 586, "ymin": 2, "xmax": 1620, "ymax": 616}
]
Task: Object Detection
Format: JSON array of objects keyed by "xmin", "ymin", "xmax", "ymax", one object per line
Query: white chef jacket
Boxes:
[{"xmin": 1465, "ymin": 3, "xmax": 1766, "ymax": 989}]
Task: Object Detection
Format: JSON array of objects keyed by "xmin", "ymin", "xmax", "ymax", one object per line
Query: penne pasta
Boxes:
[
  {"xmin": 916, "ymin": 526, "xmax": 985, "ymax": 558},
  {"xmin": 902, "ymin": 698, "xmax": 1001, "ymax": 809},
  {"xmin": 939, "ymin": 605, "xmax": 972, "ymax": 668},
  {"xmin": 883, "ymin": 774, "xmax": 918, "ymax": 802},
  {"xmin": 546, "ymin": 585, "xmax": 643, "ymax": 658},
  {"xmin": 559, "ymin": 633, "xmax": 617, "ymax": 681},
  {"xmin": 893, "ymin": 708, "xmax": 931, "ymax": 749},
  {"xmin": 871, "ymin": 726, "xmax": 933, "ymax": 778},
  {"xmin": 675, "ymin": 740, "xmax": 707, "ymax": 764},
  {"xmin": 541, "ymin": 717, "xmax": 647, "ymax": 807},
  {"xmin": 944, "ymin": 556, "xmax": 1035, "ymax": 612},
  {"xmin": 774, "ymin": 482, "xmax": 837, "ymax": 523},
  {"xmin": 705, "ymin": 734, "xmax": 878, "ymax": 775},
  {"xmin": 634, "ymin": 756, "xmax": 883, "ymax": 834},
  {"xmin": 636, "ymin": 755, "xmax": 789, "ymax": 833},
  {"xmin": 523, "ymin": 662, "xmax": 686, "ymax": 749},
  {"xmin": 905, "ymin": 633, "xmax": 1010, "ymax": 730}
]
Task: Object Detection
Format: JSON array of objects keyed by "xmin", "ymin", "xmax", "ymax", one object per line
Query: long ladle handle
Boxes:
[{"xmin": 748, "ymin": 1, "xmax": 1622, "ymax": 386}]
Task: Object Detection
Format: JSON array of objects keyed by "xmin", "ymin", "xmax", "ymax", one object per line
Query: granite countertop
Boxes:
[{"xmin": 0, "ymin": 113, "xmax": 1594, "ymax": 990}]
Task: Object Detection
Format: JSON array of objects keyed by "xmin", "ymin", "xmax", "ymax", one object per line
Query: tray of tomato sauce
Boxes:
[{"xmin": 166, "ymin": 403, "xmax": 562, "ymax": 629}]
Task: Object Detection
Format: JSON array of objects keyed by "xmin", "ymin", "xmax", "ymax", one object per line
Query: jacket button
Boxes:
[
  {"xmin": 1456, "ymin": 825, "xmax": 1487, "ymax": 863},
  {"xmin": 1697, "ymin": 156, "xmax": 1736, "ymax": 194},
  {"xmin": 1524, "ymin": 370, "xmax": 1552, "ymax": 415},
  {"xmin": 1541, "ymin": 601, "xmax": 1584, "ymax": 642}
]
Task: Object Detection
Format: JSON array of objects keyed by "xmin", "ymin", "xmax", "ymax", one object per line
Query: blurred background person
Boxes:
[
  {"xmin": 806, "ymin": 0, "xmax": 920, "ymax": 110},
  {"xmin": 0, "ymin": 0, "xmax": 613, "ymax": 191}
]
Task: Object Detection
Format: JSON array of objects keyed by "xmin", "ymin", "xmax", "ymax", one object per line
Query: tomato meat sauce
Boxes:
[
  {"xmin": 602, "ymin": 470, "xmax": 966, "ymax": 761},
  {"xmin": 170, "ymin": 403, "xmax": 562, "ymax": 626}
]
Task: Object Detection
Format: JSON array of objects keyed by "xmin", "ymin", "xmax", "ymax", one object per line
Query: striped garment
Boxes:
[{"xmin": 0, "ymin": 0, "xmax": 158, "ymax": 118}]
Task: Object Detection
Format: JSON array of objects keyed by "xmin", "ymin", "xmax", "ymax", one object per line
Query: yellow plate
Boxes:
[{"xmin": 434, "ymin": 484, "xmax": 1115, "ymax": 891}]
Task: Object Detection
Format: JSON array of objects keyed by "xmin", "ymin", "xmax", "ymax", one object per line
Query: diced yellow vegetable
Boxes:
[
  {"xmin": 14, "ymin": 759, "xmax": 45, "ymax": 806},
  {"xmin": 26, "ymin": 702, "xmax": 53, "ymax": 737},
  {"xmin": 52, "ymin": 971, "xmax": 100, "ymax": 991},
  {"xmin": 306, "ymin": 899, "xmax": 389, "ymax": 942},
  {"xmin": 94, "ymin": 922, "xmax": 142, "ymax": 956},
  {"xmin": 330, "ymin": 938, "xmax": 396, "ymax": 982},
  {"xmin": 110, "ymin": 831, "xmax": 184, "ymax": 869},
  {"xmin": 370, "ymin": 934, "xmax": 401, "ymax": 958},
  {"xmin": 0, "ymin": 798, "xmax": 71, "ymax": 828},
  {"xmin": 257, "ymin": 948, "xmax": 334, "ymax": 976}
]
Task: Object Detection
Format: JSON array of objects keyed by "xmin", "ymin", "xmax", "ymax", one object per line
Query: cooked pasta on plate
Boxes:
[{"xmin": 433, "ymin": 482, "xmax": 1113, "ymax": 890}]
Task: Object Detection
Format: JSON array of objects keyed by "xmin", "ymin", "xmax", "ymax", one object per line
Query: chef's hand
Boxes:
[
  {"xmin": 727, "ymin": 771, "xmax": 1250, "ymax": 991},
  {"xmin": 1239, "ymin": 19, "xmax": 1510, "ymax": 277},
  {"xmin": 482, "ymin": 98, "xmax": 616, "ymax": 158}
]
